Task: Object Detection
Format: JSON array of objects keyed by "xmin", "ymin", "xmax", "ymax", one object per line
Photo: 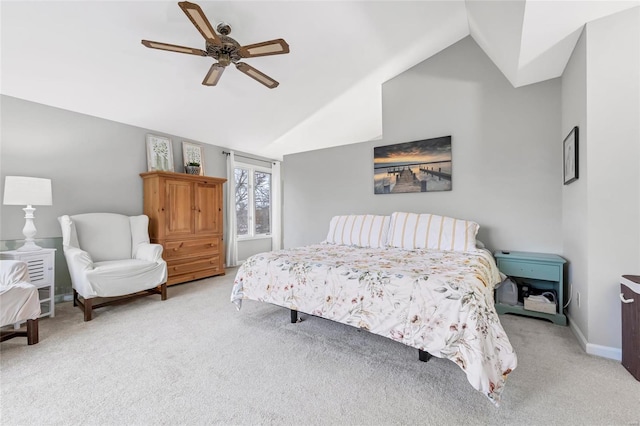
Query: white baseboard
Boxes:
[
  {"xmin": 586, "ymin": 343, "xmax": 622, "ymax": 361},
  {"xmin": 568, "ymin": 314, "xmax": 588, "ymax": 351},
  {"xmin": 567, "ymin": 312, "xmax": 622, "ymax": 361}
]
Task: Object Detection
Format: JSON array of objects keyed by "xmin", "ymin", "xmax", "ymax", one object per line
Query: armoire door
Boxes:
[
  {"xmin": 194, "ymin": 182, "xmax": 222, "ymax": 234},
  {"xmin": 165, "ymin": 179, "xmax": 194, "ymax": 237}
]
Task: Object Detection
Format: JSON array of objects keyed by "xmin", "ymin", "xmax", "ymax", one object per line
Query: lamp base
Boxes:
[
  {"xmin": 16, "ymin": 241, "xmax": 44, "ymax": 252},
  {"xmin": 16, "ymin": 205, "xmax": 43, "ymax": 252}
]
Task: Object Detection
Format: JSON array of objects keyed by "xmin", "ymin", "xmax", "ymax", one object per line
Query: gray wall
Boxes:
[
  {"xmin": 585, "ymin": 7, "xmax": 640, "ymax": 352},
  {"xmin": 561, "ymin": 7, "xmax": 640, "ymax": 353},
  {"xmin": 0, "ymin": 95, "xmax": 228, "ymax": 296},
  {"xmin": 283, "ymin": 36, "xmax": 562, "ymax": 254},
  {"xmin": 1, "ymin": 95, "xmax": 276, "ymax": 296},
  {"xmin": 238, "ymin": 238, "xmax": 272, "ymax": 262},
  {"xmin": 561, "ymin": 30, "xmax": 590, "ymax": 338},
  {"xmin": 1, "ymin": 95, "xmax": 228, "ymax": 240}
]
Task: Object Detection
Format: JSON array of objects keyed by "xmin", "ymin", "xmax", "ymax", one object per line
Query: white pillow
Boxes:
[
  {"xmin": 387, "ymin": 212, "xmax": 479, "ymax": 252},
  {"xmin": 326, "ymin": 215, "xmax": 390, "ymax": 248}
]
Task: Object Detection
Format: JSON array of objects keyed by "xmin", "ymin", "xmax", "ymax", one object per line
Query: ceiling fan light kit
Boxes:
[{"xmin": 142, "ymin": 1, "xmax": 289, "ymax": 89}]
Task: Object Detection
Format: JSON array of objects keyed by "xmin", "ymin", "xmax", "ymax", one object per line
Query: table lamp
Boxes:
[{"xmin": 3, "ymin": 176, "xmax": 53, "ymax": 251}]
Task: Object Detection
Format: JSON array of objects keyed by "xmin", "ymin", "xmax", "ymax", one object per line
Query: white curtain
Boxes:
[
  {"xmin": 226, "ymin": 151, "xmax": 238, "ymax": 267},
  {"xmin": 271, "ymin": 160, "xmax": 282, "ymax": 251}
]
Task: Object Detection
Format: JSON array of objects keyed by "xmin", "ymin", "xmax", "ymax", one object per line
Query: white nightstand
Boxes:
[{"xmin": 0, "ymin": 248, "xmax": 56, "ymax": 319}]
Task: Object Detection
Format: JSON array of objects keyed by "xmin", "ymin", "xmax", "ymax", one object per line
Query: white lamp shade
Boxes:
[{"xmin": 3, "ymin": 176, "xmax": 52, "ymax": 206}]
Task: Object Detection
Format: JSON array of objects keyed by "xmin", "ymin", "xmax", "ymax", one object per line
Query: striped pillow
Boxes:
[
  {"xmin": 387, "ymin": 212, "xmax": 479, "ymax": 252},
  {"xmin": 325, "ymin": 215, "xmax": 390, "ymax": 248}
]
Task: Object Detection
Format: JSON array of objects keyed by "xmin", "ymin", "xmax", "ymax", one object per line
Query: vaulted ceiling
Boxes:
[{"xmin": 1, "ymin": 1, "xmax": 637, "ymax": 159}]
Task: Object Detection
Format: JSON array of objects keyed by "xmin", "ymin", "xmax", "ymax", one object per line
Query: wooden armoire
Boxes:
[{"xmin": 140, "ymin": 171, "xmax": 226, "ymax": 285}]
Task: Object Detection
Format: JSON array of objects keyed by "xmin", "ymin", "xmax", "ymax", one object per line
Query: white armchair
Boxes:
[
  {"xmin": 58, "ymin": 213, "xmax": 167, "ymax": 321},
  {"xmin": 0, "ymin": 260, "xmax": 40, "ymax": 344}
]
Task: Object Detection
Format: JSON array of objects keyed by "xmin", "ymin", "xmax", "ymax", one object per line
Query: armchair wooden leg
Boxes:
[
  {"xmin": 73, "ymin": 283, "xmax": 167, "ymax": 321},
  {"xmin": 26, "ymin": 319, "xmax": 39, "ymax": 345},
  {"xmin": 83, "ymin": 298, "xmax": 93, "ymax": 322},
  {"xmin": 160, "ymin": 283, "xmax": 167, "ymax": 301}
]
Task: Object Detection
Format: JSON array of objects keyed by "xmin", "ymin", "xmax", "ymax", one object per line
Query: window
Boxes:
[{"xmin": 234, "ymin": 164, "xmax": 271, "ymax": 238}]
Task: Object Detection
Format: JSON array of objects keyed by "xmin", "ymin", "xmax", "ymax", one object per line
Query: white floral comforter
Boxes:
[{"xmin": 230, "ymin": 244, "xmax": 517, "ymax": 405}]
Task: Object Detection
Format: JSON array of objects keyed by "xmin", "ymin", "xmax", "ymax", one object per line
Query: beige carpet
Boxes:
[{"xmin": 1, "ymin": 269, "xmax": 639, "ymax": 425}]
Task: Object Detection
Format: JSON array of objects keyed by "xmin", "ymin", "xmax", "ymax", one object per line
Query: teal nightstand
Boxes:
[{"xmin": 494, "ymin": 251, "xmax": 567, "ymax": 325}]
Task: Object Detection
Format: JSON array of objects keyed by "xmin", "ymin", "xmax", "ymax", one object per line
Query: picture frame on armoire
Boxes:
[
  {"xmin": 146, "ymin": 134, "xmax": 174, "ymax": 172},
  {"xmin": 563, "ymin": 126, "xmax": 579, "ymax": 185},
  {"xmin": 182, "ymin": 141, "xmax": 205, "ymax": 175}
]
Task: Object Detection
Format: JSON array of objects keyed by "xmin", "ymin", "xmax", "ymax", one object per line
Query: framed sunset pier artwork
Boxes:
[{"xmin": 374, "ymin": 136, "xmax": 452, "ymax": 194}]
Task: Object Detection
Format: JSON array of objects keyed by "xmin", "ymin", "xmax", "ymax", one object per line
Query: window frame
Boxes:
[{"xmin": 234, "ymin": 162, "xmax": 272, "ymax": 241}]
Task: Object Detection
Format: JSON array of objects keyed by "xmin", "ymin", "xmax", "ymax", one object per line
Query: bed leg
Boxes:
[
  {"xmin": 290, "ymin": 309, "xmax": 298, "ymax": 324},
  {"xmin": 419, "ymin": 349, "xmax": 432, "ymax": 362}
]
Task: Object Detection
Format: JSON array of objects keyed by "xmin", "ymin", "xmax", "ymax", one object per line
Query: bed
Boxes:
[{"xmin": 230, "ymin": 212, "xmax": 518, "ymax": 405}]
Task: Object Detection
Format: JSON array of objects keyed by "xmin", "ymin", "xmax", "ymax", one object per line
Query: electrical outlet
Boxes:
[{"xmin": 576, "ymin": 291, "xmax": 581, "ymax": 308}]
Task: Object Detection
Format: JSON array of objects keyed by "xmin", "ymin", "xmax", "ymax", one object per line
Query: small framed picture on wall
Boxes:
[
  {"xmin": 146, "ymin": 134, "xmax": 174, "ymax": 172},
  {"xmin": 563, "ymin": 126, "xmax": 579, "ymax": 185}
]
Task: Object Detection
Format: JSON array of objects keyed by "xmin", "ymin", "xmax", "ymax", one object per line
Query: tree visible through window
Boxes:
[
  {"xmin": 234, "ymin": 165, "xmax": 271, "ymax": 237},
  {"xmin": 254, "ymin": 171, "xmax": 271, "ymax": 234},
  {"xmin": 234, "ymin": 168, "xmax": 249, "ymax": 236}
]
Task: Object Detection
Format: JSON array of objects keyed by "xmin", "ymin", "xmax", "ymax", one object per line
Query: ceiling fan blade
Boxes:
[
  {"xmin": 141, "ymin": 40, "xmax": 206, "ymax": 56},
  {"xmin": 178, "ymin": 1, "xmax": 221, "ymax": 45},
  {"xmin": 202, "ymin": 63, "xmax": 225, "ymax": 86},
  {"xmin": 239, "ymin": 38, "xmax": 290, "ymax": 58},
  {"xmin": 235, "ymin": 62, "xmax": 279, "ymax": 89}
]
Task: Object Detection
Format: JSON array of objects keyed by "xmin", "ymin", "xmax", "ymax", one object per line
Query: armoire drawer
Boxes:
[
  {"xmin": 167, "ymin": 268, "xmax": 223, "ymax": 286},
  {"xmin": 167, "ymin": 255, "xmax": 221, "ymax": 275},
  {"xmin": 163, "ymin": 238, "xmax": 220, "ymax": 260},
  {"xmin": 166, "ymin": 255, "xmax": 223, "ymax": 286}
]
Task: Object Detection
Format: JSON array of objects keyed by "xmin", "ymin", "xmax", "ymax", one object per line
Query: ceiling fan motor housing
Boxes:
[{"xmin": 206, "ymin": 34, "xmax": 241, "ymax": 66}]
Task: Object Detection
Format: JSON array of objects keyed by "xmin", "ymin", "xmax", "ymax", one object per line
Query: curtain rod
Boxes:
[{"xmin": 222, "ymin": 151, "xmax": 276, "ymax": 165}]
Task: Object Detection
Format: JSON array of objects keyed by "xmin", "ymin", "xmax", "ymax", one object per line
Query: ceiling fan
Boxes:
[{"xmin": 142, "ymin": 1, "xmax": 290, "ymax": 89}]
